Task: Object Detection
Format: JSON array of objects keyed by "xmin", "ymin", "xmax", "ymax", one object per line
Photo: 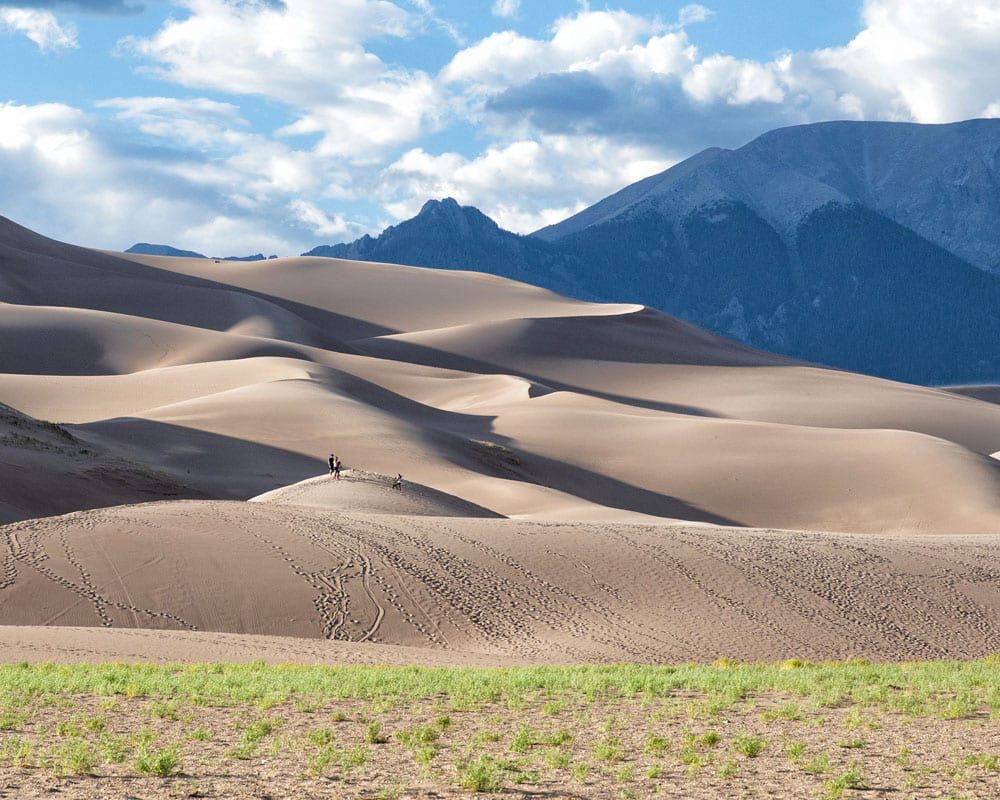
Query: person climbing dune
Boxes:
[
  {"xmin": 334, "ymin": 458, "xmax": 343, "ymax": 480},
  {"xmin": 392, "ymin": 474, "xmax": 403, "ymax": 491}
]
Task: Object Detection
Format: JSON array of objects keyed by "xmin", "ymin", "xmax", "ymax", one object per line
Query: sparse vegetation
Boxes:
[
  {"xmin": 134, "ymin": 742, "xmax": 182, "ymax": 777},
  {"xmin": 457, "ymin": 754, "xmax": 504, "ymax": 792},
  {"xmin": 0, "ymin": 660, "xmax": 993, "ymax": 796},
  {"xmin": 784, "ymin": 740, "xmax": 806, "ymax": 761},
  {"xmin": 364, "ymin": 721, "xmax": 388, "ymax": 744},
  {"xmin": 733, "ymin": 734, "xmax": 767, "ymax": 758},
  {"xmin": 821, "ymin": 762, "xmax": 866, "ymax": 799}
]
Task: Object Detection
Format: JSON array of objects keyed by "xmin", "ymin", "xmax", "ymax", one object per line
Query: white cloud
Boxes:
[
  {"xmin": 0, "ymin": 7, "xmax": 77, "ymax": 51},
  {"xmin": 441, "ymin": 9, "xmax": 663, "ymax": 91},
  {"xmin": 97, "ymin": 96, "xmax": 248, "ymax": 148},
  {"xmin": 808, "ymin": 0, "xmax": 1000, "ymax": 123},
  {"xmin": 677, "ymin": 4, "xmax": 713, "ymax": 26},
  {"xmin": 683, "ymin": 54, "xmax": 785, "ymax": 105},
  {"xmin": 9, "ymin": 0, "xmax": 1000, "ymax": 255},
  {"xmin": 0, "ymin": 101, "xmax": 367, "ymax": 255},
  {"xmin": 491, "ymin": 0, "xmax": 519, "ymax": 19},
  {"xmin": 125, "ymin": 0, "xmax": 441, "ymax": 162},
  {"xmin": 289, "ymin": 200, "xmax": 352, "ymax": 238},
  {"xmin": 276, "ymin": 71, "xmax": 442, "ymax": 163},
  {"xmin": 379, "ymin": 135, "xmax": 673, "ymax": 233},
  {"xmin": 441, "ymin": 0, "xmax": 1000, "ymax": 133}
]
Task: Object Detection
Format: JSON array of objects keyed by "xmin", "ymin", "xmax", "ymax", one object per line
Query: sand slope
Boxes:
[
  {"xmin": 250, "ymin": 471, "xmax": 502, "ymax": 518},
  {"xmin": 3, "ymin": 501, "xmax": 999, "ymax": 663},
  {"xmin": 0, "ymin": 403, "xmax": 202, "ymax": 523}
]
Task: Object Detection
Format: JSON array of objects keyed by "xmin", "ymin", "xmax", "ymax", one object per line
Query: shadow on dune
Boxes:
[
  {"xmin": 350, "ymin": 336, "xmax": 726, "ymax": 418},
  {"xmin": 71, "ymin": 412, "xmax": 739, "ymax": 526},
  {"xmin": 0, "ymin": 233, "xmax": 396, "ymax": 346},
  {"xmin": 71, "ymin": 417, "xmax": 323, "ymax": 501},
  {"xmin": 469, "ymin": 434, "xmax": 742, "ymax": 526},
  {"xmin": 303, "ymin": 371, "xmax": 741, "ymax": 524}
]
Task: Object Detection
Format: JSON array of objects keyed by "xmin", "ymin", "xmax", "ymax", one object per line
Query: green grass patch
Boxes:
[{"xmin": 0, "ymin": 658, "xmax": 993, "ymax": 708}]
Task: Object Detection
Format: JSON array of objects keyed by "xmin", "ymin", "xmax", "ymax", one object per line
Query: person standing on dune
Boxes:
[
  {"xmin": 334, "ymin": 458, "xmax": 343, "ymax": 480},
  {"xmin": 328, "ymin": 453, "xmax": 336, "ymax": 477}
]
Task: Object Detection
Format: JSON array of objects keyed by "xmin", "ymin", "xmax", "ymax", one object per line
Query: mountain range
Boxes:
[
  {"xmin": 306, "ymin": 119, "xmax": 1000, "ymax": 385},
  {"xmin": 126, "ymin": 243, "xmax": 277, "ymax": 262}
]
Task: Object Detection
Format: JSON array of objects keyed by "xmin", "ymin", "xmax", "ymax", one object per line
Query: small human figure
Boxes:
[
  {"xmin": 392, "ymin": 473, "xmax": 403, "ymax": 491},
  {"xmin": 334, "ymin": 458, "xmax": 343, "ymax": 480},
  {"xmin": 328, "ymin": 453, "xmax": 336, "ymax": 477}
]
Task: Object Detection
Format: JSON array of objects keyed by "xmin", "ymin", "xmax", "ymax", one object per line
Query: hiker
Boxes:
[
  {"xmin": 392, "ymin": 474, "xmax": 403, "ymax": 491},
  {"xmin": 334, "ymin": 458, "xmax": 343, "ymax": 480},
  {"xmin": 328, "ymin": 453, "xmax": 336, "ymax": 476}
]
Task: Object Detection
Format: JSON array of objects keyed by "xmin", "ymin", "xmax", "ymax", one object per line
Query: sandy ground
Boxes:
[
  {"xmin": 2, "ymin": 691, "xmax": 998, "ymax": 799},
  {"xmin": 3, "ymin": 500, "xmax": 1000, "ymax": 663}
]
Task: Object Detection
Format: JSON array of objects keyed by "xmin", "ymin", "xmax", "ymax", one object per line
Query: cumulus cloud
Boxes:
[
  {"xmin": 125, "ymin": 0, "xmax": 441, "ymax": 162},
  {"xmin": 442, "ymin": 9, "xmax": 664, "ymax": 92},
  {"xmin": 378, "ymin": 134, "xmax": 672, "ymax": 233},
  {"xmin": 809, "ymin": 0, "xmax": 1000, "ymax": 123},
  {"xmin": 0, "ymin": 100, "xmax": 369, "ymax": 254},
  {"xmin": 0, "ymin": 7, "xmax": 77, "ymax": 50},
  {"xmin": 446, "ymin": 0, "xmax": 1000, "ymax": 153},
  {"xmin": 9, "ymin": 0, "xmax": 1000, "ymax": 253}
]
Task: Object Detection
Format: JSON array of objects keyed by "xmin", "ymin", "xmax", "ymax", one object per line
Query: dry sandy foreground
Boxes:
[
  {"xmin": 2, "ymin": 690, "xmax": 999, "ymax": 799},
  {"xmin": 3, "ymin": 498, "xmax": 1000, "ymax": 664}
]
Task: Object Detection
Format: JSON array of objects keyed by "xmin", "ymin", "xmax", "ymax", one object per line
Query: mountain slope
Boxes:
[
  {"xmin": 125, "ymin": 243, "xmax": 275, "ymax": 261},
  {"xmin": 537, "ymin": 119, "xmax": 1000, "ymax": 274},
  {"xmin": 127, "ymin": 243, "xmax": 207, "ymax": 258},
  {"xmin": 307, "ymin": 120, "xmax": 1000, "ymax": 384},
  {"xmin": 305, "ymin": 199, "xmax": 575, "ymax": 290}
]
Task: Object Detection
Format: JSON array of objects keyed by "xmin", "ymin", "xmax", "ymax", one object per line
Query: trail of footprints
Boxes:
[
  {"xmin": 4, "ymin": 502, "xmax": 1000, "ymax": 661},
  {"xmin": 1, "ymin": 508, "xmax": 197, "ymax": 631}
]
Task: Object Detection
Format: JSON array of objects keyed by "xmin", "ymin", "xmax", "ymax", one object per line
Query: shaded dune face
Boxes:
[
  {"xmin": 3, "ymin": 501, "xmax": 1000, "ymax": 663},
  {"xmin": 0, "ymin": 215, "xmax": 1000, "ymax": 532}
]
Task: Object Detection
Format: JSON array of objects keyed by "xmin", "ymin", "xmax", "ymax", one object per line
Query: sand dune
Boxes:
[
  {"xmin": 251, "ymin": 471, "xmax": 502, "ymax": 518},
  {"xmin": 0, "ymin": 626, "xmax": 519, "ymax": 666},
  {"xmin": 3, "ymin": 501, "xmax": 999, "ymax": 663},
  {"xmin": 0, "ymin": 403, "xmax": 202, "ymax": 524},
  {"xmin": 948, "ymin": 384, "xmax": 1000, "ymax": 405},
  {"xmin": 2, "ymin": 218, "xmax": 1000, "ymax": 663}
]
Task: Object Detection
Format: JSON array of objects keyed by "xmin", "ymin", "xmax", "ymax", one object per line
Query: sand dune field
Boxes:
[{"xmin": 2, "ymin": 215, "xmax": 1000, "ymax": 663}]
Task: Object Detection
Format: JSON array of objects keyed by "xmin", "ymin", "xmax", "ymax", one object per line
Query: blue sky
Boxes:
[{"xmin": 1, "ymin": 0, "xmax": 997, "ymax": 255}]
